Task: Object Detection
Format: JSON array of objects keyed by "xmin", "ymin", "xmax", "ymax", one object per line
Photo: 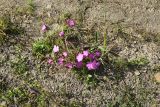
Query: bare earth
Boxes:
[{"xmin": 0, "ymin": 0, "xmax": 160, "ymax": 107}]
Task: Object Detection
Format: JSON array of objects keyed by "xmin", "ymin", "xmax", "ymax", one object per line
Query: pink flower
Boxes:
[
  {"xmin": 76, "ymin": 53, "xmax": 84, "ymax": 62},
  {"xmin": 63, "ymin": 52, "xmax": 68, "ymax": 57},
  {"xmin": 58, "ymin": 57, "xmax": 64, "ymax": 65},
  {"xmin": 86, "ymin": 60, "xmax": 100, "ymax": 70},
  {"xmin": 59, "ymin": 31, "xmax": 64, "ymax": 37},
  {"xmin": 41, "ymin": 24, "xmax": 47, "ymax": 32},
  {"xmin": 65, "ymin": 63, "xmax": 73, "ymax": 69},
  {"xmin": 48, "ymin": 59, "xmax": 53, "ymax": 64},
  {"xmin": 76, "ymin": 61, "xmax": 83, "ymax": 68},
  {"xmin": 83, "ymin": 50, "xmax": 89, "ymax": 57},
  {"xmin": 95, "ymin": 51, "xmax": 101, "ymax": 57},
  {"xmin": 88, "ymin": 53, "xmax": 95, "ymax": 60},
  {"xmin": 96, "ymin": 61, "xmax": 101, "ymax": 67},
  {"xmin": 66, "ymin": 19, "xmax": 75, "ymax": 27},
  {"xmin": 53, "ymin": 45, "xmax": 59, "ymax": 53}
]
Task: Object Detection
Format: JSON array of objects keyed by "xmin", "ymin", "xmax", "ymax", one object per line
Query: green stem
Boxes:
[{"xmin": 103, "ymin": 32, "xmax": 107, "ymax": 50}]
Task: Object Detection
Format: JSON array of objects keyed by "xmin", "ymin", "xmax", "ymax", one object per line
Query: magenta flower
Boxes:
[
  {"xmin": 41, "ymin": 24, "xmax": 47, "ymax": 32},
  {"xmin": 48, "ymin": 59, "xmax": 53, "ymax": 64},
  {"xmin": 66, "ymin": 19, "xmax": 75, "ymax": 27},
  {"xmin": 83, "ymin": 50, "xmax": 89, "ymax": 57},
  {"xmin": 86, "ymin": 61, "xmax": 96, "ymax": 70},
  {"xmin": 76, "ymin": 61, "xmax": 83, "ymax": 68},
  {"xmin": 53, "ymin": 45, "xmax": 59, "ymax": 53},
  {"xmin": 95, "ymin": 51, "xmax": 101, "ymax": 57},
  {"xmin": 88, "ymin": 53, "xmax": 95, "ymax": 60},
  {"xmin": 96, "ymin": 61, "xmax": 101, "ymax": 67},
  {"xmin": 86, "ymin": 60, "xmax": 100, "ymax": 70},
  {"xmin": 58, "ymin": 57, "xmax": 64, "ymax": 65},
  {"xmin": 59, "ymin": 31, "xmax": 64, "ymax": 37},
  {"xmin": 62, "ymin": 52, "xmax": 68, "ymax": 57},
  {"xmin": 76, "ymin": 53, "xmax": 84, "ymax": 62},
  {"xmin": 65, "ymin": 63, "xmax": 73, "ymax": 69}
]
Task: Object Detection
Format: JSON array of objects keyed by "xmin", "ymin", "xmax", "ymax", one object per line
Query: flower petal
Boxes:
[
  {"xmin": 66, "ymin": 19, "xmax": 75, "ymax": 27},
  {"xmin": 76, "ymin": 53, "xmax": 84, "ymax": 62}
]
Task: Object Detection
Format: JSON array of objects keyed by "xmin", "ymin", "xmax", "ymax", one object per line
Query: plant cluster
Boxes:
[
  {"xmin": 16, "ymin": 0, "xmax": 36, "ymax": 15},
  {"xmin": 32, "ymin": 15, "xmax": 108, "ymax": 84},
  {"xmin": 0, "ymin": 15, "xmax": 24, "ymax": 44},
  {"xmin": 11, "ymin": 56, "xmax": 29, "ymax": 75},
  {"xmin": 1, "ymin": 81, "xmax": 48, "ymax": 106},
  {"xmin": 32, "ymin": 14, "xmax": 150, "ymax": 84},
  {"xmin": 0, "ymin": 16, "xmax": 10, "ymax": 43}
]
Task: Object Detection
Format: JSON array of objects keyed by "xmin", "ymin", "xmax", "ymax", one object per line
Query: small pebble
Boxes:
[
  {"xmin": 154, "ymin": 72, "xmax": 160, "ymax": 83},
  {"xmin": 134, "ymin": 71, "xmax": 140, "ymax": 75},
  {"xmin": 46, "ymin": 4, "xmax": 52, "ymax": 9}
]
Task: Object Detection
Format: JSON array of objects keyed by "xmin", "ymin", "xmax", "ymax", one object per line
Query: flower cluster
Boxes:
[
  {"xmin": 75, "ymin": 50, "xmax": 101, "ymax": 70},
  {"xmin": 42, "ymin": 18, "xmax": 102, "ymax": 71},
  {"xmin": 48, "ymin": 49, "xmax": 101, "ymax": 71}
]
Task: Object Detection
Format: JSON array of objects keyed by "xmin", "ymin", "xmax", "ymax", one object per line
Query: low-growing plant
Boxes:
[
  {"xmin": 111, "ymin": 57, "xmax": 128, "ymax": 70},
  {"xmin": 32, "ymin": 38, "xmax": 52, "ymax": 57},
  {"xmin": 110, "ymin": 57, "xmax": 149, "ymax": 71},
  {"xmin": 0, "ymin": 15, "xmax": 24, "ymax": 35},
  {"xmin": 11, "ymin": 56, "xmax": 29, "ymax": 75},
  {"xmin": 15, "ymin": 0, "xmax": 36, "ymax": 15},
  {"xmin": 1, "ymin": 87, "xmax": 29, "ymax": 105},
  {"xmin": 0, "ymin": 16, "xmax": 10, "ymax": 43},
  {"xmin": 128, "ymin": 57, "xmax": 149, "ymax": 69},
  {"xmin": 0, "ymin": 29, "xmax": 6, "ymax": 43},
  {"xmin": 1, "ymin": 80, "xmax": 48, "ymax": 106},
  {"xmin": 69, "ymin": 101, "xmax": 82, "ymax": 107},
  {"xmin": 0, "ymin": 16, "xmax": 11, "ymax": 30},
  {"xmin": 0, "ymin": 75, "xmax": 9, "ymax": 94},
  {"xmin": 36, "ymin": 17, "xmax": 106, "ymax": 84},
  {"xmin": 27, "ymin": 0, "xmax": 36, "ymax": 11},
  {"xmin": 32, "ymin": 14, "xmax": 151, "ymax": 85},
  {"xmin": 0, "ymin": 15, "xmax": 25, "ymax": 44}
]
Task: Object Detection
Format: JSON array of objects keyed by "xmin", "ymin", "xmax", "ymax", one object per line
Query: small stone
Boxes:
[
  {"xmin": 133, "ymin": 41, "xmax": 137, "ymax": 44},
  {"xmin": 103, "ymin": 76, "xmax": 108, "ymax": 81},
  {"xmin": 154, "ymin": 72, "xmax": 160, "ymax": 83},
  {"xmin": 47, "ymin": 12, "xmax": 51, "ymax": 17},
  {"xmin": 134, "ymin": 71, "xmax": 140, "ymax": 76},
  {"xmin": 142, "ymin": 69, "xmax": 147, "ymax": 73},
  {"xmin": 46, "ymin": 4, "xmax": 52, "ymax": 9}
]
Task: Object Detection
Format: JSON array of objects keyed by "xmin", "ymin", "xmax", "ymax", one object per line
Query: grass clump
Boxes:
[
  {"xmin": 16, "ymin": 0, "xmax": 36, "ymax": 15},
  {"xmin": 0, "ymin": 16, "xmax": 11, "ymax": 43},
  {"xmin": 0, "ymin": 16, "xmax": 24, "ymax": 35},
  {"xmin": 27, "ymin": 0, "xmax": 36, "ymax": 12},
  {"xmin": 1, "ymin": 81, "xmax": 48, "ymax": 106},
  {"xmin": 111, "ymin": 57, "xmax": 149, "ymax": 70},
  {"xmin": 0, "ymin": 16, "xmax": 10, "ymax": 30},
  {"xmin": 0, "ymin": 15, "xmax": 25, "ymax": 44},
  {"xmin": 0, "ymin": 30, "xmax": 6, "ymax": 44},
  {"xmin": 128, "ymin": 57, "xmax": 149, "ymax": 69},
  {"xmin": 32, "ymin": 39, "xmax": 52, "ymax": 57},
  {"xmin": 111, "ymin": 57, "xmax": 128, "ymax": 70},
  {"xmin": 1, "ymin": 87, "xmax": 29, "ymax": 105},
  {"xmin": 0, "ymin": 75, "xmax": 9, "ymax": 95}
]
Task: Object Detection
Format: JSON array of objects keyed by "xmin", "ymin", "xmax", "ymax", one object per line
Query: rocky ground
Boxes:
[{"xmin": 0, "ymin": 0, "xmax": 160, "ymax": 107}]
